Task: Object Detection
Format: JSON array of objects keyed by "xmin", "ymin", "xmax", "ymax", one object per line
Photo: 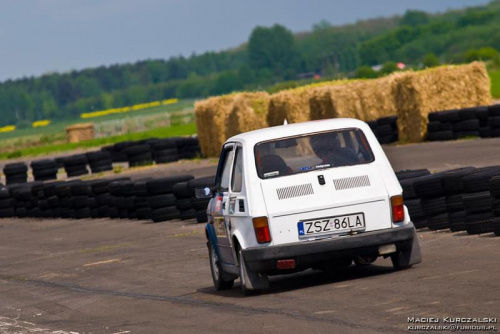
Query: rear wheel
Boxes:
[{"xmin": 208, "ymin": 242, "xmax": 234, "ymax": 290}]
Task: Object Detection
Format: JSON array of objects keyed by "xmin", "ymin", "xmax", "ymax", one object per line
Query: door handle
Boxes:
[{"xmin": 229, "ymin": 195, "xmax": 237, "ymax": 201}]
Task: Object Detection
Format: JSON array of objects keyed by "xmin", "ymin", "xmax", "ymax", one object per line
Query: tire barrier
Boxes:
[
  {"xmin": 1, "ymin": 136, "xmax": 201, "ymax": 183},
  {"xmin": 427, "ymin": 105, "xmax": 500, "ymax": 141},
  {"xmin": 396, "ymin": 166, "xmax": 500, "ymax": 236},
  {"xmin": 367, "ymin": 115, "xmax": 398, "ymax": 144},
  {"xmin": 0, "ymin": 174, "xmax": 215, "ymax": 223}
]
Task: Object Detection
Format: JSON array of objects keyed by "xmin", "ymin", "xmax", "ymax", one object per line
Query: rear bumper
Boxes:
[{"xmin": 242, "ymin": 223, "xmax": 417, "ymax": 272}]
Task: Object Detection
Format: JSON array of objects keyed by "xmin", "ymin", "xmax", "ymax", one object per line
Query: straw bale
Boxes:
[
  {"xmin": 394, "ymin": 62, "xmax": 492, "ymax": 142},
  {"xmin": 226, "ymin": 92, "xmax": 270, "ymax": 138},
  {"xmin": 66, "ymin": 123, "xmax": 94, "ymax": 143},
  {"xmin": 267, "ymin": 88, "xmax": 311, "ymax": 126},
  {"xmin": 195, "ymin": 94, "xmax": 235, "ymax": 157}
]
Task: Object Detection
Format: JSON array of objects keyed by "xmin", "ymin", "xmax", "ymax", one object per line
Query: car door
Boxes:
[{"xmin": 212, "ymin": 143, "xmax": 235, "ymax": 265}]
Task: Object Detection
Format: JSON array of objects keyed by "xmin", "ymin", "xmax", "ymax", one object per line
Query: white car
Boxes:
[{"xmin": 197, "ymin": 118, "xmax": 421, "ymax": 294}]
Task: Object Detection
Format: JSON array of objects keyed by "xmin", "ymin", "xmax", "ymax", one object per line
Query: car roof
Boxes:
[{"xmin": 227, "ymin": 118, "xmax": 371, "ymax": 147}]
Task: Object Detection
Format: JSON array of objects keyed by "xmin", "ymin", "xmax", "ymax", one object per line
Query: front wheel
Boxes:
[{"xmin": 208, "ymin": 242, "xmax": 234, "ymax": 290}]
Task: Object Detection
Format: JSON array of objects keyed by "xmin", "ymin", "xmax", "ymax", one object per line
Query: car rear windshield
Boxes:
[{"xmin": 254, "ymin": 128, "xmax": 375, "ymax": 179}]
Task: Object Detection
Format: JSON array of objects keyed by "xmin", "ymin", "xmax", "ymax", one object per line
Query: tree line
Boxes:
[{"xmin": 1, "ymin": 0, "xmax": 499, "ymax": 126}]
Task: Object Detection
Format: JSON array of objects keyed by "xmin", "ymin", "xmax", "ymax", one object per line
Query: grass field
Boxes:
[
  {"xmin": 490, "ymin": 70, "xmax": 500, "ymax": 99},
  {"xmin": 0, "ymin": 123, "xmax": 197, "ymax": 160},
  {"xmin": 0, "ymin": 99, "xmax": 194, "ymax": 142}
]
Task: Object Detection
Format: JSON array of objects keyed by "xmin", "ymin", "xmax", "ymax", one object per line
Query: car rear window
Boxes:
[{"xmin": 254, "ymin": 128, "xmax": 374, "ymax": 179}]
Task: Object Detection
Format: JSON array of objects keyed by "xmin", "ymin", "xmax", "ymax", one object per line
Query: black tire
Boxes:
[
  {"xmin": 0, "ymin": 208, "xmax": 15, "ymax": 218},
  {"xmin": 395, "ymin": 169, "xmax": 431, "ymax": 181},
  {"xmin": 70, "ymin": 183, "xmax": 92, "ymax": 196},
  {"xmin": 492, "ymin": 199, "xmax": 500, "ymax": 217},
  {"xmin": 449, "ymin": 211, "xmax": 466, "ymax": 232},
  {"xmin": 154, "ymin": 154, "xmax": 180, "ymax": 164},
  {"xmin": 208, "ymin": 241, "xmax": 234, "ymax": 290},
  {"xmin": 453, "ymin": 119, "xmax": 479, "ymax": 131},
  {"xmin": 66, "ymin": 168, "xmax": 89, "ymax": 178},
  {"xmin": 75, "ymin": 207, "xmax": 91, "ymax": 219},
  {"xmin": 148, "ymin": 194, "xmax": 176, "ymax": 209},
  {"xmin": 31, "ymin": 159, "xmax": 57, "ymax": 170},
  {"xmin": 180, "ymin": 208, "xmax": 197, "ymax": 220},
  {"xmin": 428, "ymin": 213, "xmax": 450, "ymax": 231},
  {"xmin": 71, "ymin": 196, "xmax": 90, "ymax": 209},
  {"xmin": 196, "ymin": 210, "xmax": 208, "ymax": 223},
  {"xmin": 190, "ymin": 197, "xmax": 211, "ymax": 211},
  {"xmin": 33, "ymin": 167, "xmax": 59, "ymax": 178},
  {"xmin": 413, "ymin": 173, "xmax": 445, "ymax": 198},
  {"xmin": 479, "ymin": 127, "xmax": 491, "ymax": 138},
  {"xmin": 175, "ymin": 198, "xmax": 192, "ymax": 211},
  {"xmin": 488, "ymin": 104, "xmax": 500, "ymax": 117},
  {"xmin": 133, "ymin": 196, "xmax": 149, "ymax": 208},
  {"xmin": 404, "ymin": 199, "xmax": 425, "ymax": 220},
  {"xmin": 427, "ymin": 131, "xmax": 454, "ymax": 141},
  {"xmin": 465, "ymin": 212, "xmax": 494, "ymax": 235},
  {"xmin": 136, "ymin": 207, "xmax": 152, "ymax": 220},
  {"xmin": 151, "ymin": 139, "xmax": 177, "ymax": 151},
  {"xmin": 437, "ymin": 109, "xmax": 461, "ymax": 123},
  {"xmin": 0, "ymin": 188, "xmax": 11, "ymax": 200},
  {"xmin": 399, "ymin": 179, "xmax": 418, "ymax": 199},
  {"xmin": 150, "ymin": 207, "xmax": 181, "ymax": 222},
  {"xmin": 420, "ymin": 196, "xmax": 447, "ymax": 216},
  {"xmin": 458, "ymin": 107, "xmax": 477, "ymax": 120},
  {"xmin": 6, "ymin": 175, "xmax": 28, "ymax": 185},
  {"xmin": 463, "ymin": 191, "xmax": 492, "ymax": 214},
  {"xmin": 426, "ymin": 121, "xmax": 441, "ymax": 132},
  {"xmin": 146, "ymin": 175, "xmax": 194, "ymax": 195},
  {"xmin": 490, "ymin": 176, "xmax": 500, "ymax": 198},
  {"xmin": 173, "ymin": 182, "xmax": 190, "ymax": 199},
  {"xmin": 0, "ymin": 198, "xmax": 14, "ymax": 209},
  {"xmin": 63, "ymin": 154, "xmax": 88, "ymax": 167},
  {"xmin": 463, "ymin": 168, "xmax": 500, "ymax": 193},
  {"xmin": 153, "ymin": 148, "xmax": 178, "ymax": 157},
  {"xmin": 3, "ymin": 163, "xmax": 28, "ymax": 175},
  {"xmin": 86, "ymin": 151, "xmax": 111, "ymax": 163},
  {"xmin": 441, "ymin": 167, "xmax": 476, "ymax": 194},
  {"xmin": 445, "ymin": 194, "xmax": 464, "ymax": 213},
  {"xmin": 376, "ymin": 124, "xmax": 394, "ymax": 136},
  {"xmin": 16, "ymin": 207, "xmax": 27, "ymax": 218}
]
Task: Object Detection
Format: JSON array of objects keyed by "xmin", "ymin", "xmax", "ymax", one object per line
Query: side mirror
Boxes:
[{"xmin": 195, "ymin": 186, "xmax": 212, "ymax": 199}]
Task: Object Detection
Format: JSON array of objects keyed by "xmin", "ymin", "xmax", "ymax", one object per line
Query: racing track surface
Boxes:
[{"xmin": 1, "ymin": 137, "xmax": 500, "ymax": 333}]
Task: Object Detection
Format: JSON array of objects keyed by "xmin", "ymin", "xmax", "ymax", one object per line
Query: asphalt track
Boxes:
[{"xmin": 1, "ymin": 137, "xmax": 499, "ymax": 334}]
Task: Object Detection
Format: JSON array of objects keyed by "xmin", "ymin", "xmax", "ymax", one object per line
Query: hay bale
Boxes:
[
  {"xmin": 394, "ymin": 62, "xmax": 492, "ymax": 142},
  {"xmin": 226, "ymin": 92, "xmax": 270, "ymax": 138},
  {"xmin": 267, "ymin": 81, "xmax": 348, "ymax": 126},
  {"xmin": 195, "ymin": 94, "xmax": 235, "ymax": 158},
  {"xmin": 66, "ymin": 123, "xmax": 94, "ymax": 143},
  {"xmin": 309, "ymin": 75, "xmax": 403, "ymax": 122}
]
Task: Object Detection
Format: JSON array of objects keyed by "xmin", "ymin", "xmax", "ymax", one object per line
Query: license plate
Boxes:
[{"xmin": 298, "ymin": 213, "xmax": 365, "ymax": 238}]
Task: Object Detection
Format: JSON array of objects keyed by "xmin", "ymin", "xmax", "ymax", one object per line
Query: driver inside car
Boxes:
[{"xmin": 310, "ymin": 132, "xmax": 358, "ymax": 166}]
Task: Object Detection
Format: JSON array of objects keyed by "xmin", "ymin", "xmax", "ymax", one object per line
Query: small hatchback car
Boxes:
[{"xmin": 197, "ymin": 118, "xmax": 421, "ymax": 294}]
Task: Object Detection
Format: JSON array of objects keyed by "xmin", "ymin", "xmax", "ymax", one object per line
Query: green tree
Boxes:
[
  {"xmin": 355, "ymin": 66, "xmax": 378, "ymax": 79},
  {"xmin": 464, "ymin": 47, "xmax": 499, "ymax": 62},
  {"xmin": 380, "ymin": 61, "xmax": 398, "ymax": 75},
  {"xmin": 422, "ymin": 53, "xmax": 440, "ymax": 68},
  {"xmin": 400, "ymin": 10, "xmax": 429, "ymax": 27},
  {"xmin": 248, "ymin": 24, "xmax": 297, "ymax": 75}
]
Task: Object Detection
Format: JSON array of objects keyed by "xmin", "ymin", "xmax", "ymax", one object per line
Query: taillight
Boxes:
[
  {"xmin": 252, "ymin": 217, "xmax": 271, "ymax": 243},
  {"xmin": 391, "ymin": 195, "xmax": 405, "ymax": 223}
]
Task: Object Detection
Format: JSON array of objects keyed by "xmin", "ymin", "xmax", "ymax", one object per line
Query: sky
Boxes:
[{"xmin": 0, "ymin": 0, "xmax": 492, "ymax": 82}]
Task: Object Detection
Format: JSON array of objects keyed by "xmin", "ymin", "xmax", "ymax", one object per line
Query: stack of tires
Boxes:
[
  {"xmin": 0, "ymin": 186, "xmax": 15, "ymax": 218},
  {"xmin": 132, "ymin": 178, "xmax": 153, "ymax": 221},
  {"xmin": 86, "ymin": 151, "xmax": 113, "ymax": 174},
  {"xmin": 173, "ymin": 181, "xmax": 195, "ymax": 220},
  {"xmin": 151, "ymin": 139, "xmax": 179, "ymax": 164},
  {"xmin": 63, "ymin": 155, "xmax": 89, "ymax": 178},
  {"xmin": 375, "ymin": 116, "xmax": 398, "ymax": 144},
  {"xmin": 176, "ymin": 137, "xmax": 201, "ymax": 160},
  {"xmin": 396, "ymin": 169, "xmax": 430, "ymax": 229},
  {"xmin": 188, "ymin": 176, "xmax": 215, "ymax": 224},
  {"xmin": 413, "ymin": 173, "xmax": 449, "ymax": 231},
  {"xmin": 91, "ymin": 179, "xmax": 115, "ymax": 218},
  {"xmin": 427, "ymin": 106, "xmax": 494, "ymax": 141},
  {"xmin": 488, "ymin": 105, "xmax": 500, "ymax": 138},
  {"xmin": 40, "ymin": 181, "xmax": 62, "ymax": 218},
  {"xmin": 124, "ymin": 144, "xmax": 153, "ymax": 167},
  {"xmin": 461, "ymin": 168, "xmax": 500, "ymax": 234},
  {"xmin": 101, "ymin": 142, "xmax": 131, "ymax": 163},
  {"xmin": 107, "ymin": 179, "xmax": 135, "ymax": 219},
  {"xmin": 3, "ymin": 163, "xmax": 28, "ymax": 185},
  {"xmin": 146, "ymin": 175, "xmax": 194, "ymax": 222},
  {"xmin": 441, "ymin": 167, "xmax": 476, "ymax": 233},
  {"xmin": 489, "ymin": 176, "xmax": 500, "ymax": 236},
  {"xmin": 31, "ymin": 159, "xmax": 58, "ymax": 181}
]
